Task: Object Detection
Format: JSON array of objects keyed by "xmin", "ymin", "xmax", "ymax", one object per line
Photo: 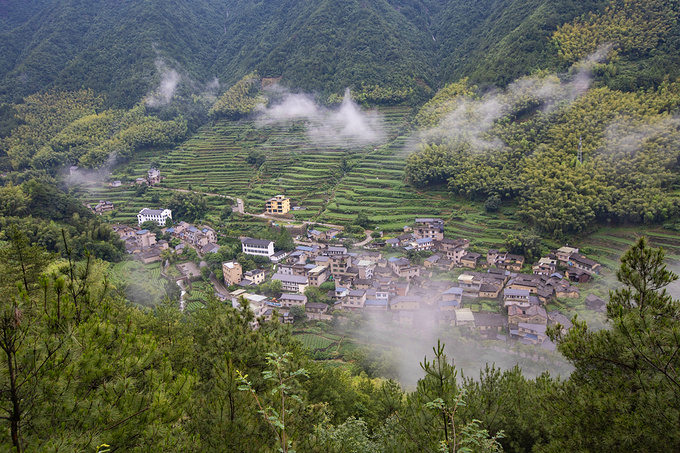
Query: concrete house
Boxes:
[
  {"xmin": 270, "ymin": 251, "xmax": 289, "ymax": 263},
  {"xmin": 508, "ymin": 305, "xmax": 548, "ymax": 325},
  {"xmin": 223, "ymin": 261, "xmax": 243, "ymax": 286},
  {"xmin": 460, "ymin": 252, "xmax": 481, "ymax": 268},
  {"xmin": 436, "ymin": 238, "xmax": 470, "ymax": 264},
  {"xmin": 413, "ymin": 218, "xmax": 445, "ymax": 241},
  {"xmin": 356, "ymin": 260, "xmax": 376, "ymax": 279},
  {"xmin": 458, "ymin": 273, "xmax": 482, "ymax": 297},
  {"xmin": 241, "ymin": 237, "xmax": 275, "ymax": 258},
  {"xmin": 93, "ymin": 200, "xmax": 114, "ymax": 214},
  {"xmin": 308, "ymin": 229, "xmax": 324, "ymax": 241},
  {"xmin": 270, "ymin": 273, "xmax": 308, "ymax": 293},
  {"xmin": 243, "ymin": 269, "xmax": 266, "ymax": 285},
  {"xmin": 307, "ymin": 266, "xmax": 328, "ymax": 287},
  {"xmin": 135, "ymin": 229, "xmax": 157, "ymax": 248},
  {"xmin": 112, "ymin": 225, "xmax": 136, "ymax": 240},
  {"xmin": 565, "ymin": 266, "xmax": 591, "ymax": 283},
  {"xmin": 440, "ymin": 287, "xmax": 463, "ymax": 309},
  {"xmin": 265, "ymin": 195, "xmax": 291, "ymax": 215},
  {"xmin": 147, "ymin": 168, "xmax": 161, "ymax": 185},
  {"xmin": 503, "ymin": 288, "xmax": 532, "ymax": 308},
  {"xmin": 389, "ymin": 258, "xmax": 420, "ymax": 279},
  {"xmin": 533, "ymin": 257, "xmax": 557, "ymax": 275},
  {"xmin": 390, "ymin": 296, "xmax": 421, "ymax": 311},
  {"xmin": 496, "ymin": 254, "xmax": 525, "ymax": 272},
  {"xmin": 556, "ymin": 246, "xmax": 579, "ymax": 264},
  {"xmin": 324, "ymin": 246, "xmax": 348, "ymax": 256},
  {"xmin": 280, "ymin": 293, "xmax": 307, "ymax": 308},
  {"xmin": 137, "ymin": 208, "xmax": 172, "ymax": 226},
  {"xmin": 486, "ymin": 249, "xmax": 500, "ymax": 267},
  {"xmin": 330, "ymin": 255, "xmax": 352, "ymax": 277},
  {"xmin": 569, "ymin": 253, "xmax": 601, "ymax": 275},
  {"xmin": 424, "ymin": 254, "xmax": 441, "ymax": 268},
  {"xmin": 343, "ymin": 289, "xmax": 367, "ymax": 310},
  {"xmin": 473, "ymin": 313, "xmax": 506, "ymax": 337},
  {"xmin": 413, "ymin": 237, "xmax": 434, "ymax": 251},
  {"xmin": 479, "ymin": 283, "xmax": 502, "ymax": 298},
  {"xmin": 512, "ymin": 323, "xmax": 548, "ymax": 345}
]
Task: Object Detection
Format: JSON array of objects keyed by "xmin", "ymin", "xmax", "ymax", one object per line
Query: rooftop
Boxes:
[
  {"xmin": 271, "ymin": 273, "xmax": 308, "ymax": 283},
  {"xmin": 280, "ymin": 293, "xmax": 307, "ymax": 301},
  {"xmin": 505, "ymin": 288, "xmax": 531, "ymax": 297},
  {"xmin": 455, "ymin": 308, "xmax": 475, "ymax": 322},
  {"xmin": 242, "ymin": 237, "xmax": 274, "ymax": 247},
  {"xmin": 139, "ymin": 208, "xmax": 167, "ymax": 215},
  {"xmin": 365, "ymin": 300, "xmax": 388, "ymax": 307}
]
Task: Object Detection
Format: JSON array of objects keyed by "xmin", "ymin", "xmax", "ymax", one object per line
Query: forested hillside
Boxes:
[
  {"xmin": 0, "ymin": 0, "xmax": 611, "ymax": 108},
  {"xmin": 4, "ymin": 0, "xmax": 680, "ymax": 450},
  {"xmin": 1, "ymin": 228, "xmax": 680, "ymax": 451},
  {"xmin": 0, "ymin": 90, "xmax": 187, "ymax": 171},
  {"xmin": 406, "ymin": 0, "xmax": 680, "ymax": 238}
]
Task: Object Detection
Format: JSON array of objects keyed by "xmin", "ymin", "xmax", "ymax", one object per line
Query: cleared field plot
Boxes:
[
  {"xmin": 296, "ymin": 334, "xmax": 335, "ymax": 351},
  {"xmin": 108, "ymin": 260, "xmax": 170, "ymax": 307},
  {"xmin": 185, "ymin": 301, "xmax": 206, "ymax": 312}
]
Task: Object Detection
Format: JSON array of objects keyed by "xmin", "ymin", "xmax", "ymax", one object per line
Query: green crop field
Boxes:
[
  {"xmin": 75, "ymin": 106, "xmax": 505, "ymax": 239},
  {"xmin": 108, "ymin": 260, "xmax": 170, "ymax": 307},
  {"xmin": 296, "ymin": 334, "xmax": 335, "ymax": 351}
]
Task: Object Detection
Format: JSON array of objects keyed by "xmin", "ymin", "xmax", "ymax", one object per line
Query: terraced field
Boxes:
[
  {"xmin": 108, "ymin": 261, "xmax": 170, "ymax": 307},
  {"xmin": 78, "ymin": 106, "xmax": 498, "ymax": 234},
  {"xmin": 76, "ymin": 105, "xmax": 680, "ymax": 264},
  {"xmin": 296, "ymin": 334, "xmax": 335, "ymax": 351},
  {"xmin": 184, "ymin": 281, "xmax": 213, "ymax": 312}
]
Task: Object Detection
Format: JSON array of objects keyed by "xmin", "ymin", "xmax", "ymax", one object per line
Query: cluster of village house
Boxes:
[
  {"xmin": 111, "ymin": 207, "xmax": 219, "ymax": 264},
  {"xmin": 227, "ymin": 218, "xmax": 605, "ymax": 349},
  {"xmin": 97, "ymin": 172, "xmax": 606, "ymax": 350}
]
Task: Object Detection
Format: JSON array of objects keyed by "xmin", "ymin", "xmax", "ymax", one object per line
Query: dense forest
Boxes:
[
  {"xmin": 0, "ymin": 91, "xmax": 187, "ymax": 171},
  {"xmin": 1, "ymin": 228, "xmax": 679, "ymax": 451},
  {"xmin": 0, "ymin": 0, "xmax": 617, "ymax": 108}
]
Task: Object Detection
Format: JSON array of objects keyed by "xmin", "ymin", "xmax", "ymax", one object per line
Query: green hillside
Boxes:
[
  {"xmin": 405, "ymin": 0, "xmax": 680, "ymax": 238},
  {"xmin": 0, "ymin": 0, "xmax": 613, "ymax": 109}
]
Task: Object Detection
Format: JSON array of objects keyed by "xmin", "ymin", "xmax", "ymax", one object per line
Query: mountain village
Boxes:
[{"xmin": 107, "ymin": 177, "xmax": 604, "ymax": 351}]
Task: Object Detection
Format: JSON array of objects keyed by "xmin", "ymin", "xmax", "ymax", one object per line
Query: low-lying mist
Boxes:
[
  {"xmin": 411, "ymin": 44, "xmax": 613, "ymax": 152},
  {"xmin": 346, "ymin": 311, "xmax": 574, "ymax": 388},
  {"xmin": 255, "ymin": 87, "xmax": 387, "ymax": 149}
]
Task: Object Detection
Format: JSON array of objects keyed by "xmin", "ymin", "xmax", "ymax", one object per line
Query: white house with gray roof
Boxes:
[
  {"xmin": 241, "ymin": 237, "xmax": 275, "ymax": 258},
  {"xmin": 137, "ymin": 208, "xmax": 172, "ymax": 226},
  {"xmin": 270, "ymin": 273, "xmax": 308, "ymax": 293}
]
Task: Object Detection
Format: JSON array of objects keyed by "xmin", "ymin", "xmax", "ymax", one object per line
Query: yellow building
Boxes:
[
  {"xmin": 265, "ymin": 195, "xmax": 291, "ymax": 215},
  {"xmin": 222, "ymin": 261, "xmax": 243, "ymax": 286}
]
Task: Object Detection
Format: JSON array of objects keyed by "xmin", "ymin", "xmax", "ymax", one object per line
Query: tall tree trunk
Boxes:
[{"xmin": 6, "ymin": 346, "xmax": 21, "ymax": 453}]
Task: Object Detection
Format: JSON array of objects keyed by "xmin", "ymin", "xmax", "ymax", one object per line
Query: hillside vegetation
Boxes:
[
  {"xmin": 0, "ymin": 0, "xmax": 611, "ymax": 108},
  {"xmin": 0, "ymin": 90, "xmax": 187, "ymax": 171},
  {"xmin": 405, "ymin": 0, "xmax": 680, "ymax": 237}
]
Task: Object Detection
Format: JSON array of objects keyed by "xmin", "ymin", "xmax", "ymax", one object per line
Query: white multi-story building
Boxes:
[
  {"xmin": 137, "ymin": 208, "xmax": 172, "ymax": 226},
  {"xmin": 241, "ymin": 237, "xmax": 275, "ymax": 258},
  {"xmin": 270, "ymin": 273, "xmax": 308, "ymax": 293}
]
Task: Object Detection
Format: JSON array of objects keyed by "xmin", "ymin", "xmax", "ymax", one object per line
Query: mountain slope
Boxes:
[{"xmin": 0, "ymin": 0, "xmax": 625, "ymax": 107}]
